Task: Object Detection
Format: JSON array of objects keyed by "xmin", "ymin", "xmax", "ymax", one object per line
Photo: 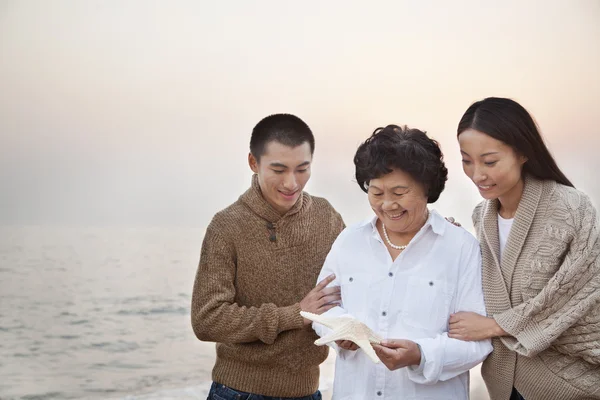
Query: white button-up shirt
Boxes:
[{"xmin": 313, "ymin": 210, "xmax": 492, "ymax": 400}]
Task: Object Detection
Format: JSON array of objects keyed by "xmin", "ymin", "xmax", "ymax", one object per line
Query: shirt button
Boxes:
[
  {"xmin": 377, "ymin": 391, "xmax": 382, "ymax": 396},
  {"xmin": 349, "ymin": 277, "xmax": 353, "ymax": 282},
  {"xmin": 388, "ymin": 272, "xmax": 393, "ymax": 277},
  {"xmin": 382, "ymin": 311, "xmax": 387, "ymax": 316}
]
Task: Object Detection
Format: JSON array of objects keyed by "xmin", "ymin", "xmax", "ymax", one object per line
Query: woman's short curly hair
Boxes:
[{"xmin": 354, "ymin": 125, "xmax": 448, "ymax": 203}]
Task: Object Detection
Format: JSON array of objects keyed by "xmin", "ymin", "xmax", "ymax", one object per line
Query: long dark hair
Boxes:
[{"xmin": 457, "ymin": 97, "xmax": 573, "ymax": 187}]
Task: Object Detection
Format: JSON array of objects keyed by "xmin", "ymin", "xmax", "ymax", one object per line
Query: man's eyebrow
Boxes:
[
  {"xmin": 269, "ymin": 161, "xmax": 311, "ymax": 168},
  {"xmin": 269, "ymin": 162, "xmax": 288, "ymax": 168}
]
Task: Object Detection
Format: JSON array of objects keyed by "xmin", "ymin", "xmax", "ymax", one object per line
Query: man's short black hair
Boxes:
[
  {"xmin": 354, "ymin": 125, "xmax": 448, "ymax": 203},
  {"xmin": 250, "ymin": 114, "xmax": 315, "ymax": 161}
]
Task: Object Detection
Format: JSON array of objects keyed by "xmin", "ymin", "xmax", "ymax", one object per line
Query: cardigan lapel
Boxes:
[
  {"xmin": 481, "ymin": 198, "xmax": 501, "ymax": 270},
  {"xmin": 480, "ymin": 197, "xmax": 513, "ymax": 311},
  {"xmin": 500, "ymin": 175, "xmax": 543, "ymax": 294}
]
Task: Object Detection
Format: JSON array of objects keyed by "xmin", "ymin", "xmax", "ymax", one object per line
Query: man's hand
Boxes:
[
  {"xmin": 373, "ymin": 339, "xmax": 421, "ymax": 371},
  {"xmin": 449, "ymin": 311, "xmax": 506, "ymax": 341},
  {"xmin": 335, "ymin": 340, "xmax": 359, "ymax": 351},
  {"xmin": 300, "ymin": 274, "xmax": 341, "ymax": 325}
]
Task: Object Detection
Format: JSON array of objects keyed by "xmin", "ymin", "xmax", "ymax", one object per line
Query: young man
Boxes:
[{"xmin": 192, "ymin": 114, "xmax": 345, "ymax": 400}]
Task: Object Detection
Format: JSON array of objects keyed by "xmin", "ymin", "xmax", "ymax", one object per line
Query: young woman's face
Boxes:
[{"xmin": 458, "ymin": 129, "xmax": 527, "ymax": 200}]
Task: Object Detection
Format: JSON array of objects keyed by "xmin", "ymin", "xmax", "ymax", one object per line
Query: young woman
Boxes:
[{"xmin": 449, "ymin": 97, "xmax": 600, "ymax": 400}]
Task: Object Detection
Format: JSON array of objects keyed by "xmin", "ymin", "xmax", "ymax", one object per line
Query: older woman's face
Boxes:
[{"xmin": 367, "ymin": 168, "xmax": 429, "ymax": 234}]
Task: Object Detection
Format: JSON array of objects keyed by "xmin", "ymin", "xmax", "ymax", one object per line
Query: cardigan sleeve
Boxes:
[
  {"xmin": 471, "ymin": 201, "xmax": 485, "ymax": 237},
  {"xmin": 494, "ymin": 194, "xmax": 600, "ymax": 362},
  {"xmin": 190, "ymin": 220, "xmax": 304, "ymax": 345}
]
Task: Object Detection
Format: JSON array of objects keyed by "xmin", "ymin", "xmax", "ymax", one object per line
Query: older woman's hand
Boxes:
[
  {"xmin": 372, "ymin": 339, "xmax": 421, "ymax": 371},
  {"xmin": 448, "ymin": 311, "xmax": 506, "ymax": 341},
  {"xmin": 336, "ymin": 340, "xmax": 359, "ymax": 351}
]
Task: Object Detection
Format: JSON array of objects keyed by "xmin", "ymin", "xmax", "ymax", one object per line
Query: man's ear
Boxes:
[{"xmin": 248, "ymin": 152, "xmax": 259, "ymax": 173}]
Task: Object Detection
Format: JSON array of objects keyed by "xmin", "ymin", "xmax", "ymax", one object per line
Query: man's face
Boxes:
[{"xmin": 249, "ymin": 141, "xmax": 312, "ymax": 215}]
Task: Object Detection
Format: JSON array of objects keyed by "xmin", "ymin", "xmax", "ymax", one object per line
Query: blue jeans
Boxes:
[
  {"xmin": 207, "ymin": 382, "xmax": 322, "ymax": 400},
  {"xmin": 510, "ymin": 387, "xmax": 525, "ymax": 400}
]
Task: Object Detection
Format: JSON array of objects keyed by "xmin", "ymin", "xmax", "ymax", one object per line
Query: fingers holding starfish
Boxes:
[{"xmin": 373, "ymin": 339, "xmax": 422, "ymax": 371}]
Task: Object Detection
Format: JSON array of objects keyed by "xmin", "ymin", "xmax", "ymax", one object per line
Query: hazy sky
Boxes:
[{"xmin": 1, "ymin": 0, "xmax": 599, "ymax": 229}]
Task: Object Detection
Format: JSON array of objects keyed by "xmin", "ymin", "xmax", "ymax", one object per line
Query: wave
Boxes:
[{"xmin": 116, "ymin": 306, "xmax": 188, "ymax": 316}]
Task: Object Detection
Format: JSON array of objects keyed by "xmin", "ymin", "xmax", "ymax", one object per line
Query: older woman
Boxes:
[{"xmin": 312, "ymin": 125, "xmax": 492, "ymax": 400}]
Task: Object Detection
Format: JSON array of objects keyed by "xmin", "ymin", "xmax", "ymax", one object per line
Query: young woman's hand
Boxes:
[{"xmin": 449, "ymin": 311, "xmax": 506, "ymax": 341}]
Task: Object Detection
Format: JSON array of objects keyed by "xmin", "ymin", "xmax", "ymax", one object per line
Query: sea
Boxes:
[{"xmin": 0, "ymin": 226, "xmax": 487, "ymax": 400}]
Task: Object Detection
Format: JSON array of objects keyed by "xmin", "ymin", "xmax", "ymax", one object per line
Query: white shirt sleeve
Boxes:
[
  {"xmin": 407, "ymin": 343, "xmax": 427, "ymax": 374},
  {"xmin": 407, "ymin": 237, "xmax": 493, "ymax": 384},
  {"xmin": 311, "ymin": 231, "xmax": 360, "ymax": 360}
]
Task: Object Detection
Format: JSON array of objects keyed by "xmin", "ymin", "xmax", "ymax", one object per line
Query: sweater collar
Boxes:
[
  {"xmin": 240, "ymin": 174, "xmax": 311, "ymax": 223},
  {"xmin": 481, "ymin": 174, "xmax": 545, "ymax": 295}
]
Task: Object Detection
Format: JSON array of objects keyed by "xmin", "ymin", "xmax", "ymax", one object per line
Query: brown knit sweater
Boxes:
[
  {"xmin": 473, "ymin": 175, "xmax": 600, "ymax": 400},
  {"xmin": 191, "ymin": 175, "xmax": 344, "ymax": 397}
]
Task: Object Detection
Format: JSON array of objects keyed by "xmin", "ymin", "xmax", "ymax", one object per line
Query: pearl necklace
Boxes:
[
  {"xmin": 381, "ymin": 210, "xmax": 429, "ymax": 251},
  {"xmin": 382, "ymin": 223, "xmax": 408, "ymax": 250}
]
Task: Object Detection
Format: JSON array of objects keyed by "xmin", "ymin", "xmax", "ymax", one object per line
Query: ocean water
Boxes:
[
  {"xmin": 0, "ymin": 226, "xmax": 487, "ymax": 400},
  {"xmin": 0, "ymin": 226, "xmax": 214, "ymax": 399}
]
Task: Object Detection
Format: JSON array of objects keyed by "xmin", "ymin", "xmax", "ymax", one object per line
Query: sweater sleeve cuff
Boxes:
[
  {"xmin": 494, "ymin": 312, "xmax": 549, "ymax": 356},
  {"xmin": 277, "ymin": 303, "xmax": 305, "ymax": 333},
  {"xmin": 494, "ymin": 309, "xmax": 527, "ymax": 336}
]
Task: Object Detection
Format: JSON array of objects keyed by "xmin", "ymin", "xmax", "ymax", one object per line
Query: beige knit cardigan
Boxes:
[{"xmin": 472, "ymin": 175, "xmax": 600, "ymax": 400}]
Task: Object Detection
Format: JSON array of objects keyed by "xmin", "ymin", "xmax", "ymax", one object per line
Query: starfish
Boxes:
[{"xmin": 301, "ymin": 311, "xmax": 383, "ymax": 363}]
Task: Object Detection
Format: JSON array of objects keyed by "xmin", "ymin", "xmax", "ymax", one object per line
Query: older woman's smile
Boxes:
[{"xmin": 384, "ymin": 210, "xmax": 407, "ymax": 220}]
